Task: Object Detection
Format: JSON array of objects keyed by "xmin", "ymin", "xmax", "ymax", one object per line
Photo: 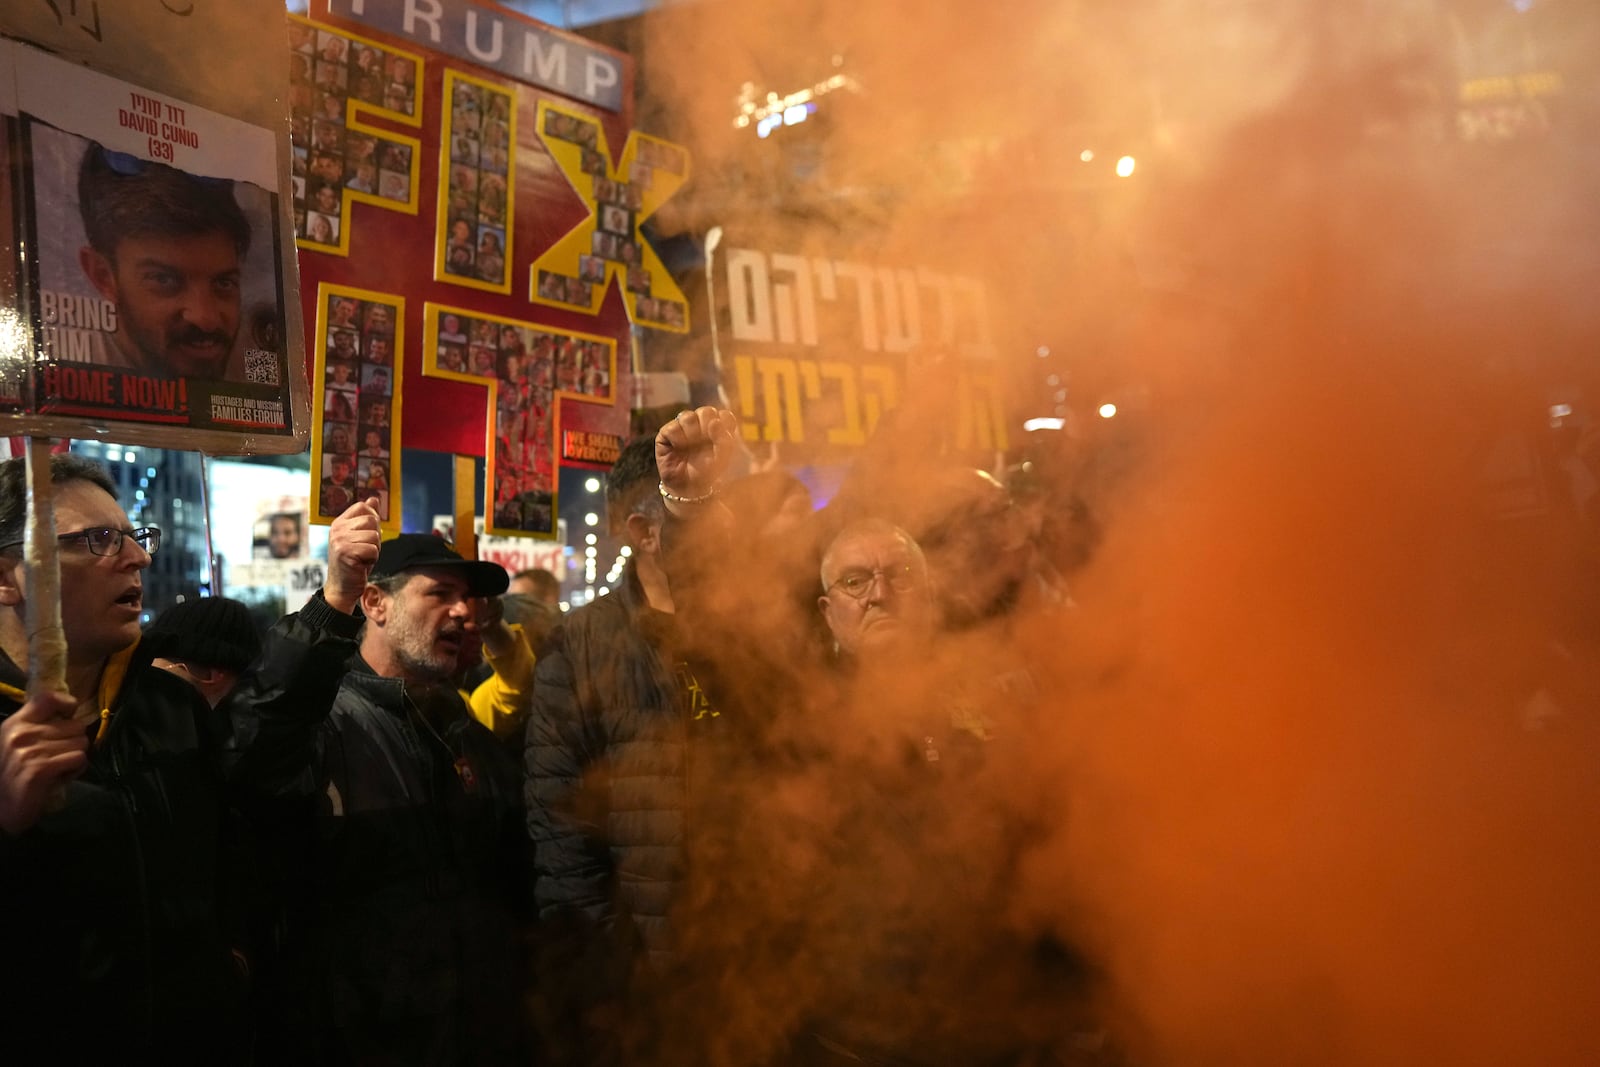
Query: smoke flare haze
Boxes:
[{"xmin": 616, "ymin": 1, "xmax": 1600, "ymax": 1064}]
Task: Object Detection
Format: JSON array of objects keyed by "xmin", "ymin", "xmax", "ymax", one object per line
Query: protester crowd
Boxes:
[{"xmin": 0, "ymin": 407, "xmax": 1110, "ymax": 1066}]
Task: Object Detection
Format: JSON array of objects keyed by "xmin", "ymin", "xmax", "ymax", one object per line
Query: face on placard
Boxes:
[
  {"xmin": 81, "ymin": 230, "xmax": 242, "ymax": 378},
  {"xmin": 5, "ymin": 480, "xmax": 151, "ymax": 660},
  {"xmin": 818, "ymin": 525, "xmax": 933, "ymax": 659},
  {"xmin": 374, "ymin": 567, "xmax": 474, "ymax": 682},
  {"xmin": 268, "ymin": 515, "xmax": 301, "ymax": 559}
]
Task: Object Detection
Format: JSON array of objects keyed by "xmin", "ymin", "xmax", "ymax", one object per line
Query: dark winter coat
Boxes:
[
  {"xmin": 228, "ymin": 591, "xmax": 527, "ymax": 1065},
  {"xmin": 0, "ymin": 644, "xmax": 243, "ymax": 1061},
  {"xmin": 524, "ymin": 562, "xmax": 704, "ymax": 965}
]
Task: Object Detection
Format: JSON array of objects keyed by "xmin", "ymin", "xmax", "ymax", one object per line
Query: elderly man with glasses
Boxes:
[
  {"xmin": 0, "ymin": 453, "xmax": 247, "ymax": 1059},
  {"xmin": 816, "ymin": 519, "xmax": 936, "ymax": 661}
]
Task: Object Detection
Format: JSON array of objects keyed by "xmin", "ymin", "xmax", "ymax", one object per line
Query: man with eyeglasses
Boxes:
[
  {"xmin": 817, "ymin": 519, "xmax": 936, "ymax": 661},
  {"xmin": 76, "ymin": 143, "xmax": 252, "ymax": 380},
  {"xmin": 0, "ymin": 453, "xmax": 245, "ymax": 1057},
  {"xmin": 599, "ymin": 412, "xmax": 1098, "ymax": 1065},
  {"xmin": 806, "ymin": 513, "xmax": 1087, "ymax": 1066}
]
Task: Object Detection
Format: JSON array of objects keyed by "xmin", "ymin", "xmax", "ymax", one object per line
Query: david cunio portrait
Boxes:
[{"xmin": 75, "ymin": 145, "xmax": 251, "ymax": 380}]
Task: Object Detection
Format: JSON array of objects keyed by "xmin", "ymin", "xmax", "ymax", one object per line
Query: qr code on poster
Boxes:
[{"xmin": 244, "ymin": 349, "xmax": 280, "ymax": 386}]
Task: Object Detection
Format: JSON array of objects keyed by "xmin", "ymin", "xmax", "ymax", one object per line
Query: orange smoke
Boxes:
[{"xmin": 629, "ymin": 1, "xmax": 1600, "ymax": 1064}]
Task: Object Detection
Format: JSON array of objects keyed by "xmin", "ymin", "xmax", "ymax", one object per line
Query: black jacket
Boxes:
[
  {"xmin": 0, "ymin": 644, "xmax": 241, "ymax": 1061},
  {"xmin": 525, "ymin": 563, "xmax": 708, "ymax": 966},
  {"xmin": 228, "ymin": 591, "xmax": 527, "ymax": 1065}
]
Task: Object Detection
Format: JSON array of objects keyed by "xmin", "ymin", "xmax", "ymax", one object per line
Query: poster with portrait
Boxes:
[
  {"xmin": 252, "ymin": 503, "xmax": 309, "ymax": 561},
  {"xmin": 0, "ymin": 39, "xmax": 302, "ymax": 452},
  {"xmin": 311, "ymin": 284, "xmax": 402, "ymax": 530},
  {"xmin": 286, "ymin": 19, "xmax": 423, "ymax": 253},
  {"xmin": 288, "ymin": 2, "xmax": 649, "ymax": 541},
  {"xmin": 530, "ymin": 102, "xmax": 690, "ymax": 332},
  {"xmin": 423, "ymin": 302, "xmax": 614, "ymax": 538},
  {"xmin": 210, "ymin": 459, "xmax": 329, "ymax": 610}
]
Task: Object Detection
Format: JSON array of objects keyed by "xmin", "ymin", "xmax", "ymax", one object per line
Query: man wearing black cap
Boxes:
[{"xmin": 228, "ymin": 499, "xmax": 528, "ymax": 1064}]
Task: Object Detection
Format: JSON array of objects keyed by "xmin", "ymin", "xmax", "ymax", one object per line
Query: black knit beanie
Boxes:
[{"xmin": 142, "ymin": 596, "xmax": 263, "ymax": 673}]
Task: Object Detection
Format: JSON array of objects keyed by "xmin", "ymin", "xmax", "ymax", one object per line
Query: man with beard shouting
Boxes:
[{"xmin": 228, "ymin": 499, "xmax": 530, "ymax": 1065}]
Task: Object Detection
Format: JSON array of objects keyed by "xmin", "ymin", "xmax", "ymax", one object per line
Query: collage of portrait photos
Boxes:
[
  {"xmin": 435, "ymin": 310, "xmax": 612, "ymax": 535},
  {"xmin": 441, "ymin": 77, "xmax": 513, "ymax": 286},
  {"xmin": 320, "ymin": 293, "xmax": 398, "ymax": 522},
  {"xmin": 288, "ymin": 21, "xmax": 418, "ymax": 247},
  {"xmin": 536, "ymin": 115, "xmax": 689, "ymax": 328}
]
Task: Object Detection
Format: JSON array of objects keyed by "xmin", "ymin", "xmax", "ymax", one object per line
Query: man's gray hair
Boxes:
[{"xmin": 819, "ymin": 518, "xmax": 927, "ymax": 592}]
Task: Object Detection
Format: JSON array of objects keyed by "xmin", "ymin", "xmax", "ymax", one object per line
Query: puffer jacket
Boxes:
[
  {"xmin": 524, "ymin": 562, "xmax": 694, "ymax": 966},
  {"xmin": 228, "ymin": 591, "xmax": 527, "ymax": 1065},
  {"xmin": 0, "ymin": 644, "xmax": 242, "ymax": 1061}
]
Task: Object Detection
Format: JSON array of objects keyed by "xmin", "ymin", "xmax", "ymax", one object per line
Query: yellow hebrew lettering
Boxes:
[
  {"xmin": 954, "ymin": 370, "xmax": 1010, "ymax": 452},
  {"xmin": 858, "ymin": 364, "xmax": 900, "ymax": 436},
  {"xmin": 755, "ymin": 356, "xmax": 805, "ymax": 443},
  {"xmin": 799, "ymin": 361, "xmax": 822, "ymax": 401},
  {"xmin": 981, "ymin": 374, "xmax": 1011, "ymax": 451},
  {"xmin": 820, "ymin": 362, "xmax": 866, "ymax": 446},
  {"xmin": 733, "ymin": 355, "xmax": 763, "ymax": 442}
]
